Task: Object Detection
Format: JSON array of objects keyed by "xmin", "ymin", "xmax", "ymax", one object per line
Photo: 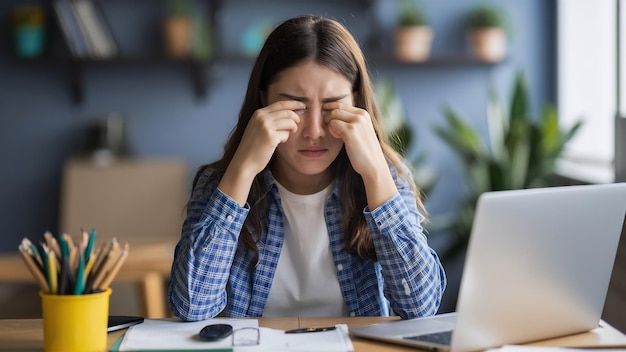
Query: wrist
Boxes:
[
  {"xmin": 218, "ymin": 164, "xmax": 257, "ymax": 206},
  {"xmin": 362, "ymin": 168, "xmax": 397, "ymax": 210}
]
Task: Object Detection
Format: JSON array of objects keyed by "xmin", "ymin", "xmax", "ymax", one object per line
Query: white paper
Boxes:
[
  {"xmin": 248, "ymin": 324, "xmax": 353, "ymax": 352},
  {"xmin": 118, "ymin": 318, "xmax": 353, "ymax": 352},
  {"xmin": 119, "ymin": 318, "xmax": 257, "ymax": 351}
]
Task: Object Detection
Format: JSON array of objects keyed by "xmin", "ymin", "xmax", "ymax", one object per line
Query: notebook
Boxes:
[
  {"xmin": 108, "ymin": 315, "xmax": 144, "ymax": 333},
  {"xmin": 350, "ymin": 183, "xmax": 626, "ymax": 352}
]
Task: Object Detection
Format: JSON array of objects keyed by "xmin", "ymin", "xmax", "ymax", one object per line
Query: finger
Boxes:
[
  {"xmin": 263, "ymin": 100, "xmax": 306, "ymax": 113},
  {"xmin": 272, "ymin": 116, "xmax": 299, "ymax": 134},
  {"xmin": 322, "ymin": 102, "xmax": 360, "ymax": 114},
  {"xmin": 260, "ymin": 101, "xmax": 304, "ymax": 125},
  {"xmin": 322, "ymin": 103, "xmax": 364, "ymax": 124},
  {"xmin": 322, "ymin": 101, "xmax": 343, "ymax": 111},
  {"xmin": 275, "ymin": 130, "xmax": 294, "ymax": 144},
  {"xmin": 253, "ymin": 107, "xmax": 301, "ymax": 126},
  {"xmin": 269, "ymin": 108, "xmax": 302, "ymax": 126},
  {"xmin": 327, "ymin": 118, "xmax": 351, "ymax": 140}
]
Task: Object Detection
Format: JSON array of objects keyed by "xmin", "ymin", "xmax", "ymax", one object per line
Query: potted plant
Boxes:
[
  {"xmin": 433, "ymin": 70, "xmax": 583, "ymax": 260},
  {"xmin": 11, "ymin": 4, "xmax": 46, "ymax": 58},
  {"xmin": 376, "ymin": 78, "xmax": 438, "ymax": 197},
  {"xmin": 163, "ymin": 0, "xmax": 193, "ymax": 58},
  {"xmin": 393, "ymin": 0, "xmax": 433, "ymax": 62},
  {"xmin": 465, "ymin": 2, "xmax": 508, "ymax": 62}
]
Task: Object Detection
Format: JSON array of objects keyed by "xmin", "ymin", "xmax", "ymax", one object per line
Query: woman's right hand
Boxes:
[
  {"xmin": 218, "ymin": 100, "xmax": 303, "ymax": 205},
  {"xmin": 234, "ymin": 100, "xmax": 303, "ymax": 175}
]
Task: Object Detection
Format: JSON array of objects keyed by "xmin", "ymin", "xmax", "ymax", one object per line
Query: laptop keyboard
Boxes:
[{"xmin": 404, "ymin": 330, "xmax": 453, "ymax": 345}]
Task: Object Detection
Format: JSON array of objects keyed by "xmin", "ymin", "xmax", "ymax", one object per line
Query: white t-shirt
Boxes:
[{"xmin": 262, "ymin": 181, "xmax": 346, "ymax": 317}]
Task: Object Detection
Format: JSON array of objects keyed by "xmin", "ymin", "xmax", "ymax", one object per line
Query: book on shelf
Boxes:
[
  {"xmin": 70, "ymin": 0, "xmax": 118, "ymax": 59},
  {"xmin": 53, "ymin": 0, "xmax": 90, "ymax": 58}
]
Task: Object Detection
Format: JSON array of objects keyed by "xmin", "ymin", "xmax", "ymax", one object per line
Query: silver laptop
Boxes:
[{"xmin": 351, "ymin": 183, "xmax": 626, "ymax": 352}]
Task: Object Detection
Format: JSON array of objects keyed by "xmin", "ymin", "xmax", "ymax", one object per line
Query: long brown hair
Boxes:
[{"xmin": 193, "ymin": 15, "xmax": 426, "ymax": 265}]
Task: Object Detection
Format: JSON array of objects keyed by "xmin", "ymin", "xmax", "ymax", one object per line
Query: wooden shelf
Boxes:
[
  {"xmin": 11, "ymin": 0, "xmax": 505, "ymax": 105},
  {"xmin": 367, "ymin": 52, "xmax": 504, "ymax": 66},
  {"xmin": 17, "ymin": 55, "xmax": 213, "ymax": 104}
]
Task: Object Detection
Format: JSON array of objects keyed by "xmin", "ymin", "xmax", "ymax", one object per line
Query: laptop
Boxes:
[{"xmin": 350, "ymin": 183, "xmax": 626, "ymax": 352}]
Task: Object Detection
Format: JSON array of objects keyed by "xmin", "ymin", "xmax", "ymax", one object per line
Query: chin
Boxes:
[
  {"xmin": 297, "ymin": 168, "xmax": 329, "ymax": 177},
  {"xmin": 295, "ymin": 163, "xmax": 333, "ymax": 177}
]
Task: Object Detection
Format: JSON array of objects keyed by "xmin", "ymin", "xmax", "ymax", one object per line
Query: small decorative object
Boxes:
[
  {"xmin": 163, "ymin": 0, "xmax": 193, "ymax": 58},
  {"xmin": 11, "ymin": 5, "xmax": 46, "ymax": 58},
  {"xmin": 82, "ymin": 113, "xmax": 131, "ymax": 166},
  {"xmin": 241, "ymin": 20, "xmax": 272, "ymax": 58},
  {"xmin": 465, "ymin": 2, "xmax": 508, "ymax": 62},
  {"xmin": 393, "ymin": 0, "xmax": 433, "ymax": 62}
]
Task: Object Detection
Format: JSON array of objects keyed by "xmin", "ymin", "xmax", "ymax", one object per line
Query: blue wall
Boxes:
[{"xmin": 0, "ymin": 0, "xmax": 554, "ymax": 253}]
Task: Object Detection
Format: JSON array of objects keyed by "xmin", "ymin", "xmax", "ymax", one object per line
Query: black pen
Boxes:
[{"xmin": 285, "ymin": 326, "xmax": 337, "ymax": 334}]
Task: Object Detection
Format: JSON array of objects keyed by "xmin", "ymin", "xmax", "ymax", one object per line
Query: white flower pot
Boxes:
[
  {"xmin": 394, "ymin": 26, "xmax": 433, "ymax": 62},
  {"xmin": 469, "ymin": 28, "xmax": 506, "ymax": 62}
]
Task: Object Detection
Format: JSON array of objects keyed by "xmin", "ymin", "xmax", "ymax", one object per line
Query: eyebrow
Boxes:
[{"xmin": 279, "ymin": 93, "xmax": 349, "ymax": 104}]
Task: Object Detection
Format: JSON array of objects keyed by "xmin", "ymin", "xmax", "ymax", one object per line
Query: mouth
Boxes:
[{"xmin": 299, "ymin": 147, "xmax": 327, "ymax": 158}]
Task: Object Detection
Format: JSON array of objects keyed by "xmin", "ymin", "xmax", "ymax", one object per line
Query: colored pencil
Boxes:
[
  {"xmin": 97, "ymin": 242, "xmax": 129, "ymax": 290},
  {"xmin": 18, "ymin": 244, "xmax": 50, "ymax": 292},
  {"xmin": 19, "ymin": 231, "xmax": 129, "ymax": 295}
]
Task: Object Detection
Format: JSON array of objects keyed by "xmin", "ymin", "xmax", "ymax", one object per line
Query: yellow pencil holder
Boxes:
[{"xmin": 40, "ymin": 288, "xmax": 112, "ymax": 352}]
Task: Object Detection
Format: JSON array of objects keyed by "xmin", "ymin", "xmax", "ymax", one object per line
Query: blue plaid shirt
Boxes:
[{"xmin": 168, "ymin": 167, "xmax": 446, "ymax": 321}]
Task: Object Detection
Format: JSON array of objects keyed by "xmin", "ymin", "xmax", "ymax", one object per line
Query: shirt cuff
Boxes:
[
  {"xmin": 364, "ymin": 192, "xmax": 410, "ymax": 232},
  {"xmin": 202, "ymin": 187, "xmax": 250, "ymax": 233}
]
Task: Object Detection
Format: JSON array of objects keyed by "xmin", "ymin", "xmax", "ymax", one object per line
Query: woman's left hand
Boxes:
[
  {"xmin": 323, "ymin": 102, "xmax": 387, "ymax": 178},
  {"xmin": 324, "ymin": 102, "xmax": 397, "ymax": 209}
]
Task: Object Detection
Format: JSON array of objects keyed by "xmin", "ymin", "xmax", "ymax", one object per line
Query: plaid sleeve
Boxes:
[
  {"xmin": 168, "ymin": 170, "xmax": 249, "ymax": 321},
  {"xmin": 364, "ymin": 169, "xmax": 447, "ymax": 319}
]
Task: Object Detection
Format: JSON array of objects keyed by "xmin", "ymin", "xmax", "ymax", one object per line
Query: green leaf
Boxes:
[
  {"xmin": 559, "ymin": 120, "xmax": 584, "ymax": 150},
  {"xmin": 509, "ymin": 131, "xmax": 530, "ymax": 188},
  {"xmin": 375, "ymin": 77, "xmax": 437, "ymax": 198},
  {"xmin": 397, "ymin": 0, "xmax": 428, "ymax": 27},
  {"xmin": 487, "ymin": 88, "xmax": 507, "ymax": 161},
  {"xmin": 509, "ymin": 71, "xmax": 530, "ymax": 125},
  {"xmin": 434, "ymin": 70, "xmax": 583, "ymax": 262},
  {"xmin": 387, "ymin": 123, "xmax": 412, "ymax": 156},
  {"xmin": 487, "ymin": 157, "xmax": 507, "ymax": 190},
  {"xmin": 439, "ymin": 105, "xmax": 489, "ymax": 159},
  {"xmin": 466, "ymin": 3, "xmax": 507, "ymax": 29},
  {"xmin": 540, "ymin": 103, "xmax": 560, "ymax": 154}
]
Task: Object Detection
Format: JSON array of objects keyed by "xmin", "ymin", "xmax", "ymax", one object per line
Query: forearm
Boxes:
[
  {"xmin": 218, "ymin": 160, "xmax": 257, "ymax": 207},
  {"xmin": 366, "ymin": 193, "xmax": 447, "ymax": 318},
  {"xmin": 361, "ymin": 165, "xmax": 398, "ymax": 211},
  {"xmin": 168, "ymin": 237, "xmax": 231, "ymax": 321},
  {"xmin": 168, "ymin": 189, "xmax": 249, "ymax": 321}
]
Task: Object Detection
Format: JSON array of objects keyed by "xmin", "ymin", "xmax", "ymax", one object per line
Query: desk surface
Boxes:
[
  {"xmin": 0, "ymin": 317, "xmax": 417, "ymax": 352},
  {"xmin": 2, "ymin": 317, "xmax": 626, "ymax": 352}
]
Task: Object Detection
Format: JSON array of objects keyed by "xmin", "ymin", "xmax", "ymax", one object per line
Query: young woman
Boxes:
[{"xmin": 168, "ymin": 15, "xmax": 446, "ymax": 321}]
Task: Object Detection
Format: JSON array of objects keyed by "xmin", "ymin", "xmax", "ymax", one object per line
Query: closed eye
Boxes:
[{"xmin": 293, "ymin": 108, "xmax": 332, "ymax": 116}]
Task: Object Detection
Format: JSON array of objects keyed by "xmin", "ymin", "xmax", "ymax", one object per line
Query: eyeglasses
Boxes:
[{"xmin": 231, "ymin": 327, "xmax": 260, "ymax": 346}]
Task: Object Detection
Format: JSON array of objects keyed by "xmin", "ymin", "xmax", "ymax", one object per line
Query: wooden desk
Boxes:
[
  {"xmin": 1, "ymin": 317, "xmax": 625, "ymax": 351},
  {"xmin": 0, "ymin": 317, "xmax": 416, "ymax": 351},
  {"xmin": 0, "ymin": 242, "xmax": 175, "ymax": 319}
]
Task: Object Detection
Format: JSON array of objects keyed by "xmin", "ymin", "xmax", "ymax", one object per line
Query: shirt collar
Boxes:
[{"xmin": 260, "ymin": 169, "xmax": 340, "ymax": 200}]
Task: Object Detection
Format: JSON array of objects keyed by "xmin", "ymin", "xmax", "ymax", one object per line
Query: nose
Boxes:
[{"xmin": 301, "ymin": 106, "xmax": 325, "ymax": 140}]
